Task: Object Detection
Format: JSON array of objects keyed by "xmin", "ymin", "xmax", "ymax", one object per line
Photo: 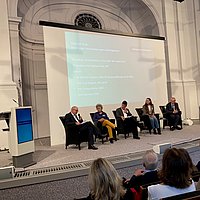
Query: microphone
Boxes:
[
  {"xmin": 12, "ymin": 99, "xmax": 19, "ymax": 106},
  {"xmin": 78, "ymin": 114, "xmax": 83, "ymax": 122}
]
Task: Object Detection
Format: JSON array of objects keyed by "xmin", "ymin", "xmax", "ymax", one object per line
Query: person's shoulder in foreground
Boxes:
[{"xmin": 148, "ymin": 181, "xmax": 196, "ymax": 200}]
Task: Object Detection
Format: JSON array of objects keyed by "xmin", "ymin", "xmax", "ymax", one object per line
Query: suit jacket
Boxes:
[
  {"xmin": 166, "ymin": 102, "xmax": 180, "ymax": 114},
  {"xmin": 64, "ymin": 112, "xmax": 83, "ymax": 127},
  {"xmin": 115, "ymin": 107, "xmax": 132, "ymax": 120},
  {"xmin": 128, "ymin": 170, "xmax": 159, "ymax": 190},
  {"xmin": 142, "ymin": 104, "xmax": 155, "ymax": 115}
]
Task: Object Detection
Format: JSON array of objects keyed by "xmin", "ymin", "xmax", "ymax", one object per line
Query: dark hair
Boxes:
[
  {"xmin": 196, "ymin": 161, "xmax": 200, "ymax": 171},
  {"xmin": 159, "ymin": 148, "xmax": 193, "ymax": 189},
  {"xmin": 122, "ymin": 100, "xmax": 127, "ymax": 106},
  {"xmin": 145, "ymin": 98, "xmax": 153, "ymax": 105},
  {"xmin": 96, "ymin": 104, "xmax": 103, "ymax": 109},
  {"xmin": 179, "ymin": 148, "xmax": 198, "ymax": 176}
]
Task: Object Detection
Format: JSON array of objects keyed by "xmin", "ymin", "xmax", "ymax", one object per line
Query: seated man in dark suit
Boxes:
[
  {"xmin": 166, "ymin": 97, "xmax": 182, "ymax": 131},
  {"xmin": 115, "ymin": 100, "xmax": 140, "ymax": 139},
  {"xmin": 124, "ymin": 150, "xmax": 159, "ymax": 190},
  {"xmin": 65, "ymin": 106, "xmax": 98, "ymax": 150}
]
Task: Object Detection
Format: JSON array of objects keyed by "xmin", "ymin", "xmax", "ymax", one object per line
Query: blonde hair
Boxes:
[{"xmin": 88, "ymin": 158, "xmax": 125, "ymax": 200}]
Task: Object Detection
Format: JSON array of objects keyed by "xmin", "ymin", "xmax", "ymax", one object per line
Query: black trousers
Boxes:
[
  {"xmin": 78, "ymin": 122, "xmax": 97, "ymax": 146},
  {"xmin": 124, "ymin": 117, "xmax": 139, "ymax": 138},
  {"xmin": 168, "ymin": 113, "xmax": 180, "ymax": 127}
]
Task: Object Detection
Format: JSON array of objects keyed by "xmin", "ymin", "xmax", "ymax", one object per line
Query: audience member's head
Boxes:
[
  {"xmin": 170, "ymin": 97, "xmax": 176, "ymax": 103},
  {"xmin": 88, "ymin": 158, "xmax": 125, "ymax": 200},
  {"xmin": 179, "ymin": 148, "xmax": 195, "ymax": 171},
  {"xmin": 143, "ymin": 150, "xmax": 158, "ymax": 170},
  {"xmin": 145, "ymin": 98, "xmax": 153, "ymax": 105},
  {"xmin": 179, "ymin": 148, "xmax": 199, "ymax": 181},
  {"xmin": 159, "ymin": 148, "xmax": 193, "ymax": 189},
  {"xmin": 96, "ymin": 104, "xmax": 103, "ymax": 112},
  {"xmin": 121, "ymin": 100, "xmax": 128, "ymax": 109},
  {"xmin": 71, "ymin": 106, "xmax": 78, "ymax": 114}
]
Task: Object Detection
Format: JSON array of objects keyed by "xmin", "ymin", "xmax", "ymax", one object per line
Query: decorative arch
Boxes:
[
  {"xmin": 16, "ymin": 0, "xmax": 165, "ymax": 43},
  {"xmin": 18, "ymin": 0, "xmax": 138, "ymax": 43}
]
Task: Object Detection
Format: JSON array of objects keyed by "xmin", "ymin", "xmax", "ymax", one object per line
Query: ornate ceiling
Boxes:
[{"xmin": 17, "ymin": 0, "xmax": 161, "ymax": 43}]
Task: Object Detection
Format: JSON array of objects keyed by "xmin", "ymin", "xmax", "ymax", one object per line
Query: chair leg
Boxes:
[{"xmin": 78, "ymin": 144, "xmax": 81, "ymax": 150}]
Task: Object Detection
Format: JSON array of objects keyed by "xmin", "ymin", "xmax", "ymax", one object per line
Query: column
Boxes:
[
  {"xmin": 0, "ymin": 0, "xmax": 18, "ymax": 111},
  {"xmin": 162, "ymin": 0, "xmax": 199, "ymax": 119}
]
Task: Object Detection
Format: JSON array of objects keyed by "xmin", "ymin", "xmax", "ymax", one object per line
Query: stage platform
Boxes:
[
  {"xmin": 1, "ymin": 123, "xmax": 200, "ymax": 170},
  {"xmin": 0, "ymin": 123, "xmax": 200, "ymax": 192}
]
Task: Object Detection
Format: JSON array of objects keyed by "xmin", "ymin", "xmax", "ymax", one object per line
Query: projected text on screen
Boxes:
[{"xmin": 65, "ymin": 31, "xmax": 159, "ymax": 107}]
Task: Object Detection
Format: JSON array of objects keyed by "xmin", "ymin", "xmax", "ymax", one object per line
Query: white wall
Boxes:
[
  {"xmin": 161, "ymin": 0, "xmax": 200, "ymax": 119},
  {"xmin": 0, "ymin": 0, "xmax": 18, "ymax": 112}
]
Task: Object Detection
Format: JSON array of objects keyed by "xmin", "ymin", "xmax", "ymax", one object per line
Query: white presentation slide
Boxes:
[
  {"xmin": 43, "ymin": 25, "xmax": 168, "ymax": 145},
  {"xmin": 65, "ymin": 32, "xmax": 158, "ymax": 107}
]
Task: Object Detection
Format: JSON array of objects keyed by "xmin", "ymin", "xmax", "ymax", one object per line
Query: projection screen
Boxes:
[{"xmin": 42, "ymin": 24, "xmax": 168, "ymax": 146}]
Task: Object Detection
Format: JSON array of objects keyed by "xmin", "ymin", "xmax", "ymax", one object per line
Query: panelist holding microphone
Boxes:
[
  {"xmin": 116, "ymin": 100, "xmax": 140, "ymax": 139},
  {"xmin": 64, "ymin": 106, "xmax": 98, "ymax": 150}
]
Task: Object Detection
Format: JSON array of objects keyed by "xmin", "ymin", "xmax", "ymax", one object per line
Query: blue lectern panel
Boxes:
[{"xmin": 16, "ymin": 108, "xmax": 33, "ymax": 144}]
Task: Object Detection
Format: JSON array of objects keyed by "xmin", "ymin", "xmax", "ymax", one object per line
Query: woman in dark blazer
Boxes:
[{"xmin": 142, "ymin": 98, "xmax": 161, "ymax": 134}]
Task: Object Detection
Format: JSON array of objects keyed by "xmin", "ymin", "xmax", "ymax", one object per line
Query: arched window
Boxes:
[{"xmin": 74, "ymin": 13, "xmax": 102, "ymax": 29}]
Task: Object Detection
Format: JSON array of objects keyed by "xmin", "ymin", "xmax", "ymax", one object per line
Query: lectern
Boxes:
[{"xmin": 9, "ymin": 107, "xmax": 36, "ymax": 168}]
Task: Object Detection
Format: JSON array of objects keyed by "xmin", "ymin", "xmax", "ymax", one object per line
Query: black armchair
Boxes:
[
  {"xmin": 159, "ymin": 106, "xmax": 182, "ymax": 129},
  {"xmin": 112, "ymin": 110, "xmax": 129, "ymax": 139},
  {"xmin": 135, "ymin": 108, "xmax": 152, "ymax": 134},
  {"xmin": 89, "ymin": 113, "xmax": 109, "ymax": 143},
  {"xmin": 135, "ymin": 108, "xmax": 161, "ymax": 134},
  {"xmin": 59, "ymin": 116, "xmax": 88, "ymax": 150}
]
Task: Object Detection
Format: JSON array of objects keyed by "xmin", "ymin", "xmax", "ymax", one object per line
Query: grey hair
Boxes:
[
  {"xmin": 143, "ymin": 150, "xmax": 158, "ymax": 170},
  {"xmin": 71, "ymin": 106, "xmax": 78, "ymax": 110}
]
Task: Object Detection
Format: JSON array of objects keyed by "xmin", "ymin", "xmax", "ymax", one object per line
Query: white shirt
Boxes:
[
  {"xmin": 71, "ymin": 113, "xmax": 79, "ymax": 122},
  {"xmin": 121, "ymin": 108, "xmax": 128, "ymax": 118},
  {"xmin": 148, "ymin": 181, "xmax": 196, "ymax": 200}
]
